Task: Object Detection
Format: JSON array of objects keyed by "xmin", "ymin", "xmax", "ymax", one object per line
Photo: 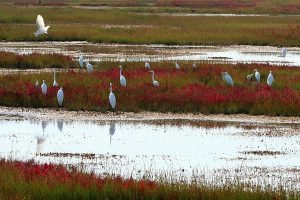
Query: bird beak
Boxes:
[{"xmin": 118, "ymin": 65, "xmax": 122, "ymax": 69}]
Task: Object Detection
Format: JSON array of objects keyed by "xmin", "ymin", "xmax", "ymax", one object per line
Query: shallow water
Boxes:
[
  {"xmin": 0, "ymin": 117, "xmax": 299, "ymax": 189},
  {"xmin": 1, "ymin": 42, "xmax": 300, "ymax": 66}
]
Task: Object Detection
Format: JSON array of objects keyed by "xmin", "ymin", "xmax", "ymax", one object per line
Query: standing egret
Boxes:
[
  {"xmin": 267, "ymin": 71, "xmax": 274, "ymax": 86},
  {"xmin": 222, "ymin": 72, "xmax": 234, "ymax": 87},
  {"xmin": 57, "ymin": 87, "xmax": 64, "ymax": 106},
  {"xmin": 119, "ymin": 65, "xmax": 126, "ymax": 87},
  {"xmin": 35, "ymin": 80, "xmax": 39, "ymax": 88},
  {"xmin": 53, "ymin": 70, "xmax": 58, "ymax": 87},
  {"xmin": 145, "ymin": 61, "xmax": 151, "ymax": 69},
  {"xmin": 281, "ymin": 47, "xmax": 287, "ymax": 57},
  {"xmin": 149, "ymin": 70, "xmax": 159, "ymax": 87},
  {"xmin": 246, "ymin": 74, "xmax": 253, "ymax": 81},
  {"xmin": 192, "ymin": 63, "xmax": 197, "ymax": 70},
  {"xmin": 78, "ymin": 55, "xmax": 84, "ymax": 67},
  {"xmin": 34, "ymin": 15, "xmax": 50, "ymax": 37},
  {"xmin": 109, "ymin": 83, "xmax": 116, "ymax": 110},
  {"xmin": 175, "ymin": 61, "xmax": 180, "ymax": 70},
  {"xmin": 254, "ymin": 69, "xmax": 260, "ymax": 82},
  {"xmin": 41, "ymin": 80, "xmax": 47, "ymax": 95},
  {"xmin": 86, "ymin": 62, "xmax": 93, "ymax": 73}
]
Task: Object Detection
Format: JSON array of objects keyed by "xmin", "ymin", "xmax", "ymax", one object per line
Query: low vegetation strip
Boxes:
[
  {"xmin": 0, "ymin": 52, "xmax": 76, "ymax": 69},
  {"xmin": 1, "ymin": 60, "xmax": 300, "ymax": 116},
  {"xmin": 0, "ymin": 159, "xmax": 298, "ymax": 200}
]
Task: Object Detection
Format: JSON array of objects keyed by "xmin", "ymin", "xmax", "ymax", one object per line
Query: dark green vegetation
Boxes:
[
  {"xmin": 0, "ymin": 159, "xmax": 298, "ymax": 200},
  {"xmin": 0, "ymin": 52, "xmax": 76, "ymax": 69},
  {"xmin": 0, "ymin": 4, "xmax": 299, "ymax": 46},
  {"xmin": 1, "ymin": 58, "xmax": 300, "ymax": 116}
]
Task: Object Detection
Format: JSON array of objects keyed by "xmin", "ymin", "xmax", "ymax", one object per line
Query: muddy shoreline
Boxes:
[{"xmin": 0, "ymin": 106, "xmax": 299, "ymax": 124}]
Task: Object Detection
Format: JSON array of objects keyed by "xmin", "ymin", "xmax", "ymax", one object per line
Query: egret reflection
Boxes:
[
  {"xmin": 109, "ymin": 122, "xmax": 116, "ymax": 145},
  {"xmin": 57, "ymin": 120, "xmax": 63, "ymax": 132}
]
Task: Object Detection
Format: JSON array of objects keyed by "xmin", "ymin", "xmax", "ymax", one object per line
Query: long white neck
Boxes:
[
  {"xmin": 120, "ymin": 68, "xmax": 122, "ymax": 76},
  {"xmin": 151, "ymin": 72, "xmax": 155, "ymax": 82},
  {"xmin": 54, "ymin": 72, "xmax": 56, "ymax": 80},
  {"xmin": 110, "ymin": 85, "xmax": 112, "ymax": 93}
]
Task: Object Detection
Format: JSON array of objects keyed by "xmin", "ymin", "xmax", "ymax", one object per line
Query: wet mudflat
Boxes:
[
  {"xmin": 1, "ymin": 42, "xmax": 300, "ymax": 66},
  {"xmin": 0, "ymin": 107, "xmax": 299, "ymax": 190}
]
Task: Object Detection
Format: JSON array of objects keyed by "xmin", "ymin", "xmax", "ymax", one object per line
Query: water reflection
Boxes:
[
  {"xmin": 0, "ymin": 118, "xmax": 299, "ymax": 190},
  {"xmin": 109, "ymin": 122, "xmax": 116, "ymax": 145},
  {"xmin": 57, "ymin": 120, "xmax": 63, "ymax": 132}
]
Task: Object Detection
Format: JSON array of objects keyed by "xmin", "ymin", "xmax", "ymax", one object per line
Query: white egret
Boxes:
[
  {"xmin": 145, "ymin": 61, "xmax": 151, "ymax": 69},
  {"xmin": 86, "ymin": 62, "xmax": 93, "ymax": 73},
  {"xmin": 149, "ymin": 70, "xmax": 159, "ymax": 87},
  {"xmin": 57, "ymin": 87, "xmax": 64, "ymax": 106},
  {"xmin": 109, "ymin": 122, "xmax": 116, "ymax": 145},
  {"xmin": 78, "ymin": 55, "xmax": 84, "ymax": 67},
  {"xmin": 109, "ymin": 83, "xmax": 116, "ymax": 110},
  {"xmin": 281, "ymin": 47, "xmax": 287, "ymax": 57},
  {"xmin": 222, "ymin": 72, "xmax": 234, "ymax": 87},
  {"xmin": 119, "ymin": 65, "xmax": 126, "ymax": 87},
  {"xmin": 192, "ymin": 63, "xmax": 197, "ymax": 70},
  {"xmin": 254, "ymin": 69, "xmax": 260, "ymax": 82},
  {"xmin": 53, "ymin": 70, "xmax": 58, "ymax": 87},
  {"xmin": 246, "ymin": 74, "xmax": 253, "ymax": 81},
  {"xmin": 175, "ymin": 61, "xmax": 180, "ymax": 70},
  {"xmin": 34, "ymin": 15, "xmax": 50, "ymax": 37},
  {"xmin": 35, "ymin": 80, "xmax": 39, "ymax": 88},
  {"xmin": 41, "ymin": 80, "xmax": 47, "ymax": 95},
  {"xmin": 267, "ymin": 71, "xmax": 274, "ymax": 86}
]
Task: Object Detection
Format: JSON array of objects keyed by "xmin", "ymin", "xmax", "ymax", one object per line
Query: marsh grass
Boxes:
[
  {"xmin": 0, "ymin": 4, "xmax": 299, "ymax": 46},
  {"xmin": 1, "ymin": 61, "xmax": 300, "ymax": 116},
  {"xmin": 0, "ymin": 52, "xmax": 76, "ymax": 69},
  {"xmin": 0, "ymin": 159, "xmax": 298, "ymax": 200}
]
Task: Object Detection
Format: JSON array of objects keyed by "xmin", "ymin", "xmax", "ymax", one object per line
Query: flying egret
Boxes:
[
  {"xmin": 254, "ymin": 69, "xmax": 260, "ymax": 82},
  {"xmin": 86, "ymin": 62, "xmax": 93, "ymax": 73},
  {"xmin": 267, "ymin": 71, "xmax": 274, "ymax": 86},
  {"xmin": 149, "ymin": 70, "xmax": 159, "ymax": 87},
  {"xmin": 34, "ymin": 15, "xmax": 50, "ymax": 37},
  {"xmin": 246, "ymin": 74, "xmax": 253, "ymax": 81},
  {"xmin": 119, "ymin": 65, "xmax": 126, "ymax": 87},
  {"xmin": 281, "ymin": 47, "xmax": 287, "ymax": 57},
  {"xmin": 192, "ymin": 63, "xmax": 197, "ymax": 70},
  {"xmin": 41, "ymin": 80, "xmax": 47, "ymax": 95},
  {"xmin": 109, "ymin": 83, "xmax": 116, "ymax": 110},
  {"xmin": 175, "ymin": 61, "xmax": 180, "ymax": 70},
  {"xmin": 53, "ymin": 70, "xmax": 58, "ymax": 87},
  {"xmin": 78, "ymin": 55, "xmax": 84, "ymax": 67},
  {"xmin": 35, "ymin": 80, "xmax": 39, "ymax": 88},
  {"xmin": 222, "ymin": 72, "xmax": 234, "ymax": 87},
  {"xmin": 145, "ymin": 61, "xmax": 151, "ymax": 69},
  {"xmin": 57, "ymin": 87, "xmax": 64, "ymax": 106}
]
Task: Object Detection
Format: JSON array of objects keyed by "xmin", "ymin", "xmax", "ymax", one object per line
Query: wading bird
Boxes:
[
  {"xmin": 192, "ymin": 63, "xmax": 197, "ymax": 70},
  {"xmin": 175, "ymin": 61, "xmax": 180, "ymax": 70},
  {"xmin": 119, "ymin": 65, "xmax": 126, "ymax": 87},
  {"xmin": 41, "ymin": 80, "xmax": 47, "ymax": 95},
  {"xmin": 35, "ymin": 80, "xmax": 39, "ymax": 88},
  {"xmin": 222, "ymin": 72, "xmax": 234, "ymax": 87},
  {"xmin": 34, "ymin": 15, "xmax": 50, "ymax": 37},
  {"xmin": 254, "ymin": 69, "xmax": 260, "ymax": 82},
  {"xmin": 86, "ymin": 62, "xmax": 93, "ymax": 73},
  {"xmin": 246, "ymin": 74, "xmax": 253, "ymax": 81},
  {"xmin": 267, "ymin": 71, "xmax": 274, "ymax": 86},
  {"xmin": 57, "ymin": 87, "xmax": 64, "ymax": 106},
  {"xmin": 145, "ymin": 61, "xmax": 151, "ymax": 69},
  {"xmin": 78, "ymin": 55, "xmax": 84, "ymax": 67},
  {"xmin": 149, "ymin": 70, "xmax": 159, "ymax": 87},
  {"xmin": 53, "ymin": 70, "xmax": 58, "ymax": 87},
  {"xmin": 109, "ymin": 83, "xmax": 116, "ymax": 110},
  {"xmin": 281, "ymin": 47, "xmax": 287, "ymax": 57}
]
